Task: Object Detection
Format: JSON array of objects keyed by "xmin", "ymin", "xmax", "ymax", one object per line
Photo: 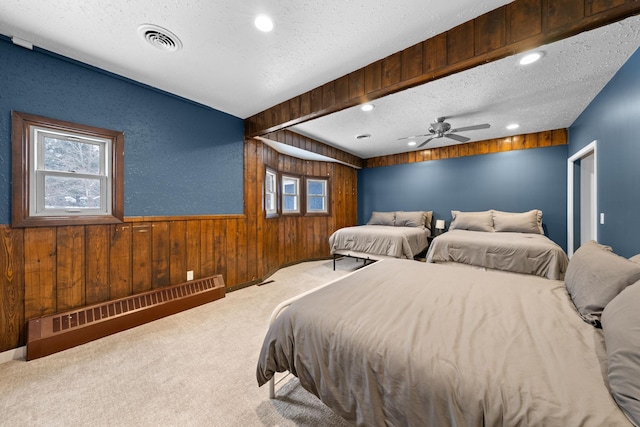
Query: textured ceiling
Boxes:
[
  {"xmin": 291, "ymin": 15, "xmax": 640, "ymax": 158},
  {"xmin": 2, "ymin": 2, "xmax": 639, "ymax": 160},
  {"xmin": 0, "ymin": 0, "xmax": 511, "ymax": 119}
]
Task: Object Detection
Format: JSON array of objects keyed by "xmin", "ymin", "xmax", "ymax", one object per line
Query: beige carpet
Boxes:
[{"xmin": 0, "ymin": 257, "xmax": 368, "ymax": 426}]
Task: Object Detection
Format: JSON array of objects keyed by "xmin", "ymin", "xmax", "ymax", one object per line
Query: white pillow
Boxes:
[
  {"xmin": 449, "ymin": 210, "xmax": 493, "ymax": 232},
  {"xmin": 367, "ymin": 211, "xmax": 395, "ymax": 226},
  {"xmin": 492, "ymin": 210, "xmax": 543, "ymax": 234}
]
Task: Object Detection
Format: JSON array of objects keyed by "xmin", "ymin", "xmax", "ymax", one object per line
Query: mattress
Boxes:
[
  {"xmin": 257, "ymin": 259, "xmax": 629, "ymax": 426},
  {"xmin": 328, "ymin": 225, "xmax": 429, "ymax": 259},
  {"xmin": 426, "ymin": 229, "xmax": 569, "ymax": 279}
]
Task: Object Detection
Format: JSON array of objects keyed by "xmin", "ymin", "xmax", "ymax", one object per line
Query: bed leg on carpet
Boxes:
[{"xmin": 269, "ymin": 377, "xmax": 275, "ymax": 399}]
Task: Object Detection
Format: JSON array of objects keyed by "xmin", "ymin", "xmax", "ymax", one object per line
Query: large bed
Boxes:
[
  {"xmin": 329, "ymin": 211, "xmax": 431, "ymax": 264},
  {"xmin": 257, "ymin": 241, "xmax": 640, "ymax": 426},
  {"xmin": 426, "ymin": 209, "xmax": 569, "ymax": 280}
]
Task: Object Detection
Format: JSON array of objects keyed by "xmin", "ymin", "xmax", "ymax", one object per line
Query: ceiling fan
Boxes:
[{"xmin": 398, "ymin": 117, "xmax": 490, "ymax": 148}]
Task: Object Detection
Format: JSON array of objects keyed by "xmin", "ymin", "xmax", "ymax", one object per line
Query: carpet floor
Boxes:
[{"xmin": 0, "ymin": 257, "xmax": 368, "ymax": 426}]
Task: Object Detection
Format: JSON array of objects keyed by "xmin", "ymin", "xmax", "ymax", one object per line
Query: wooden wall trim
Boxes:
[
  {"xmin": 365, "ymin": 129, "xmax": 567, "ymax": 168},
  {"xmin": 245, "ymin": 0, "xmax": 640, "ymax": 137},
  {"xmin": 124, "ymin": 214, "xmax": 246, "ymax": 222}
]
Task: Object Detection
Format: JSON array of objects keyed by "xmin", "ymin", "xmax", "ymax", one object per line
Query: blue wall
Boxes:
[
  {"xmin": 358, "ymin": 145, "xmax": 568, "ymax": 249},
  {"xmin": 569, "ymin": 47, "xmax": 640, "ymax": 257},
  {"xmin": 0, "ymin": 36, "xmax": 244, "ymax": 224}
]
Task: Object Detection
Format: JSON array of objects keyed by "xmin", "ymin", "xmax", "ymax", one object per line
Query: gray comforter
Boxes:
[
  {"xmin": 426, "ymin": 229, "xmax": 569, "ymax": 280},
  {"xmin": 328, "ymin": 225, "xmax": 429, "ymax": 259},
  {"xmin": 256, "ymin": 259, "xmax": 630, "ymax": 427}
]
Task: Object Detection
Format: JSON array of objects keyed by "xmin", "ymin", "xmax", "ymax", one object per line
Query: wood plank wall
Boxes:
[
  {"xmin": 366, "ymin": 129, "xmax": 568, "ymax": 168},
  {"xmin": 245, "ymin": 0, "xmax": 640, "ymax": 136},
  {"xmin": 0, "ymin": 138, "xmax": 358, "ymax": 353}
]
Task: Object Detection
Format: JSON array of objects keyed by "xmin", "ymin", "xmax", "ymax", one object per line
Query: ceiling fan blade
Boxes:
[
  {"xmin": 417, "ymin": 137, "xmax": 434, "ymax": 148},
  {"xmin": 397, "ymin": 133, "xmax": 430, "ymax": 141},
  {"xmin": 449, "ymin": 123, "xmax": 490, "ymax": 133},
  {"xmin": 444, "ymin": 133, "xmax": 470, "ymax": 142}
]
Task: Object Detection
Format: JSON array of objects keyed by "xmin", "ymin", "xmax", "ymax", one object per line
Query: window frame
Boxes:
[
  {"xmin": 281, "ymin": 174, "xmax": 301, "ymax": 215},
  {"xmin": 305, "ymin": 176, "xmax": 330, "ymax": 216},
  {"xmin": 11, "ymin": 111, "xmax": 124, "ymax": 227},
  {"xmin": 264, "ymin": 167, "xmax": 278, "ymax": 218}
]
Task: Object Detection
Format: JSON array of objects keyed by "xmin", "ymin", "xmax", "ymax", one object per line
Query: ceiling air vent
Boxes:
[{"xmin": 138, "ymin": 24, "xmax": 182, "ymax": 52}]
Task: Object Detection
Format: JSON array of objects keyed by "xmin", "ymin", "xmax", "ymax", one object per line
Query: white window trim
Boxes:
[
  {"xmin": 306, "ymin": 178, "xmax": 328, "ymax": 213},
  {"xmin": 30, "ymin": 126, "xmax": 113, "ymax": 217},
  {"xmin": 265, "ymin": 169, "xmax": 278, "ymax": 216},
  {"xmin": 282, "ymin": 175, "xmax": 300, "ymax": 214}
]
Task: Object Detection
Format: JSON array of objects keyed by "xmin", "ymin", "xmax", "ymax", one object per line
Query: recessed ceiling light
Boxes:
[
  {"xmin": 361, "ymin": 104, "xmax": 374, "ymax": 112},
  {"xmin": 407, "ymin": 141, "xmax": 417, "ymax": 147},
  {"xmin": 519, "ymin": 51, "xmax": 543, "ymax": 65},
  {"xmin": 506, "ymin": 123, "xmax": 520, "ymax": 130},
  {"xmin": 254, "ymin": 15, "xmax": 274, "ymax": 32},
  {"xmin": 355, "ymin": 134, "xmax": 371, "ymax": 140}
]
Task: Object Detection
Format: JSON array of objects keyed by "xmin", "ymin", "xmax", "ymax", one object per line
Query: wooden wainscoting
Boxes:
[{"xmin": 0, "ymin": 138, "xmax": 358, "ymax": 353}]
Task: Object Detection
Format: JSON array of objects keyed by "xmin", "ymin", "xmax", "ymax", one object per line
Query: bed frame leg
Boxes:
[
  {"xmin": 333, "ymin": 254, "xmax": 336, "ymax": 270},
  {"xmin": 269, "ymin": 377, "xmax": 275, "ymax": 399}
]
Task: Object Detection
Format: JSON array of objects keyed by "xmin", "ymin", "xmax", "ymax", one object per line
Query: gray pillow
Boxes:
[
  {"xmin": 601, "ymin": 281, "xmax": 640, "ymax": 426},
  {"xmin": 449, "ymin": 210, "xmax": 494, "ymax": 232},
  {"xmin": 395, "ymin": 211, "xmax": 432, "ymax": 229},
  {"xmin": 565, "ymin": 240, "xmax": 640, "ymax": 326},
  {"xmin": 493, "ymin": 210, "xmax": 543, "ymax": 234},
  {"xmin": 367, "ymin": 211, "xmax": 395, "ymax": 226}
]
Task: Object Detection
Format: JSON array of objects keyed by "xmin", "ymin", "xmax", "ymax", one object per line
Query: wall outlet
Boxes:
[{"xmin": 187, "ymin": 270, "xmax": 194, "ymax": 281}]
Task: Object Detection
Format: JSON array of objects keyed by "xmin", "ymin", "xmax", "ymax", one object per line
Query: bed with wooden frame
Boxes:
[
  {"xmin": 257, "ymin": 242, "xmax": 640, "ymax": 426},
  {"xmin": 426, "ymin": 209, "xmax": 569, "ymax": 280},
  {"xmin": 328, "ymin": 211, "xmax": 432, "ymax": 268}
]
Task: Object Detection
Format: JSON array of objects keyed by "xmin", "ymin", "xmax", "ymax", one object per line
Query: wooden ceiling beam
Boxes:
[{"xmin": 245, "ymin": 0, "xmax": 640, "ymax": 138}]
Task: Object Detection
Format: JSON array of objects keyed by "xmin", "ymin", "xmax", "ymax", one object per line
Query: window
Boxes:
[
  {"xmin": 282, "ymin": 175, "xmax": 300, "ymax": 214},
  {"xmin": 307, "ymin": 178, "xmax": 328, "ymax": 213},
  {"xmin": 12, "ymin": 111, "xmax": 124, "ymax": 227},
  {"xmin": 265, "ymin": 168, "xmax": 277, "ymax": 216}
]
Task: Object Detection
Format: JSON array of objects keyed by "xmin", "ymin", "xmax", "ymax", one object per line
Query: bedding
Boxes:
[
  {"xmin": 257, "ymin": 259, "xmax": 632, "ymax": 426},
  {"xmin": 329, "ymin": 211, "xmax": 432, "ymax": 261},
  {"xmin": 426, "ymin": 229, "xmax": 569, "ymax": 279},
  {"xmin": 329, "ymin": 225, "xmax": 429, "ymax": 260}
]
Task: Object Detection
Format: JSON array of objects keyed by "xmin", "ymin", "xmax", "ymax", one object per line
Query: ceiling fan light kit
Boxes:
[{"xmin": 399, "ymin": 117, "xmax": 490, "ymax": 148}]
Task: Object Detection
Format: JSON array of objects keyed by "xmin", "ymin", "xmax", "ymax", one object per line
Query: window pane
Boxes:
[
  {"xmin": 44, "ymin": 175, "xmax": 102, "ymax": 209},
  {"xmin": 266, "ymin": 193, "xmax": 275, "ymax": 211},
  {"xmin": 283, "ymin": 183, "xmax": 295, "ymax": 194},
  {"xmin": 43, "ymin": 137, "xmax": 101, "ymax": 174},
  {"xmin": 284, "ymin": 195, "xmax": 297, "ymax": 211},
  {"xmin": 308, "ymin": 196, "xmax": 325, "ymax": 211},
  {"xmin": 308, "ymin": 181, "xmax": 325, "ymax": 196}
]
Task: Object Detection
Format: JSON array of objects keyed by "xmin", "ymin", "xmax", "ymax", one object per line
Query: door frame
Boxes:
[{"xmin": 567, "ymin": 140, "xmax": 597, "ymax": 257}]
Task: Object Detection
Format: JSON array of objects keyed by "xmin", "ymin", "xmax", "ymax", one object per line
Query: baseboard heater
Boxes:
[{"xmin": 26, "ymin": 275, "xmax": 225, "ymax": 361}]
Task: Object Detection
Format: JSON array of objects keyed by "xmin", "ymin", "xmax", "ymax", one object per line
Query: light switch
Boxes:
[{"xmin": 600, "ymin": 213, "xmax": 605, "ymax": 224}]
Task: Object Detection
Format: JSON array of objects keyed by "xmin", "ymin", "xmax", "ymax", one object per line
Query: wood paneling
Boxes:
[
  {"xmin": 24, "ymin": 228, "xmax": 56, "ymax": 320},
  {"xmin": 56, "ymin": 226, "xmax": 85, "ymax": 311},
  {"xmin": 85, "ymin": 225, "xmax": 109, "ymax": 305},
  {"xmin": 0, "ymin": 227, "xmax": 24, "ymax": 350},
  {"xmin": 0, "ymin": 137, "xmax": 358, "ymax": 353},
  {"xmin": 364, "ymin": 129, "xmax": 567, "ymax": 168},
  {"xmin": 245, "ymin": 0, "xmax": 640, "ymax": 138}
]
